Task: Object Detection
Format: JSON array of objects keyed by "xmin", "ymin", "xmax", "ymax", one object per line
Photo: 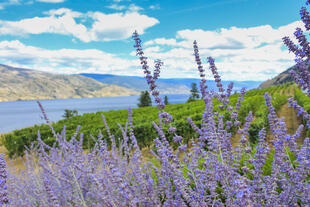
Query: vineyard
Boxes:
[{"xmin": 2, "ymin": 82, "xmax": 294, "ymax": 157}]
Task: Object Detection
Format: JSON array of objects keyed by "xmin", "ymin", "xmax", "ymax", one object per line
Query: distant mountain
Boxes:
[
  {"xmin": 259, "ymin": 64, "xmax": 310, "ymax": 88},
  {"xmin": 80, "ymin": 73, "xmax": 262, "ymax": 94},
  {"xmin": 0, "ymin": 65, "xmax": 137, "ymax": 102},
  {"xmin": 0, "ymin": 63, "xmax": 263, "ymax": 102}
]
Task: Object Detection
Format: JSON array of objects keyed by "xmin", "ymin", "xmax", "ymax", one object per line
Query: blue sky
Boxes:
[{"xmin": 0, "ymin": 0, "xmax": 305, "ymax": 81}]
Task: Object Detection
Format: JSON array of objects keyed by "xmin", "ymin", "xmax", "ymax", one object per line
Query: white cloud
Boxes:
[
  {"xmin": 0, "ymin": 0, "xmax": 21, "ymax": 10},
  {"xmin": 141, "ymin": 21, "xmax": 301, "ymax": 81},
  {"xmin": 145, "ymin": 38, "xmax": 179, "ymax": 46},
  {"xmin": 0, "ymin": 40, "xmax": 141, "ymax": 76},
  {"xmin": 0, "ymin": 9, "xmax": 90, "ymax": 42},
  {"xmin": 145, "ymin": 21, "xmax": 304, "ymax": 49},
  {"xmin": 175, "ymin": 21, "xmax": 304, "ymax": 50},
  {"xmin": 36, "ymin": 0, "xmax": 65, "ymax": 3},
  {"xmin": 0, "ymin": 8, "xmax": 159, "ymax": 42},
  {"xmin": 44, "ymin": 8, "xmax": 82, "ymax": 17},
  {"xmin": 89, "ymin": 11, "xmax": 157, "ymax": 41},
  {"xmin": 144, "ymin": 46, "xmax": 161, "ymax": 53},
  {"xmin": 0, "ymin": 0, "xmax": 64, "ymax": 9},
  {"xmin": 107, "ymin": 3, "xmax": 143, "ymax": 12},
  {"xmin": 106, "ymin": 4, "xmax": 126, "ymax": 10},
  {"xmin": 127, "ymin": 4, "xmax": 143, "ymax": 12},
  {"xmin": 0, "ymin": 11, "xmax": 301, "ymax": 81},
  {"xmin": 149, "ymin": 4, "xmax": 160, "ymax": 10}
]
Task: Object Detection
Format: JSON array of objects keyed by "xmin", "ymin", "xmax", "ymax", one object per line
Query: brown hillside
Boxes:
[
  {"xmin": 259, "ymin": 64, "xmax": 310, "ymax": 89},
  {"xmin": 0, "ymin": 64, "xmax": 138, "ymax": 102}
]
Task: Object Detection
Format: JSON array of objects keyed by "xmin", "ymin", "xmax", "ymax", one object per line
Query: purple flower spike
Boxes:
[
  {"xmin": 300, "ymin": 6, "xmax": 310, "ymax": 30},
  {"xmin": 132, "ymin": 31, "xmax": 165, "ymax": 110},
  {"xmin": 0, "ymin": 154, "xmax": 8, "ymax": 205},
  {"xmin": 283, "ymin": 1, "xmax": 310, "ymax": 96},
  {"xmin": 132, "ymin": 31, "xmax": 173, "ymax": 123},
  {"xmin": 43, "ymin": 179, "xmax": 61, "ymax": 207},
  {"xmin": 283, "ymin": 36, "xmax": 302, "ymax": 56},
  {"xmin": 207, "ymin": 57, "xmax": 224, "ymax": 94},
  {"xmin": 193, "ymin": 40, "xmax": 208, "ymax": 99}
]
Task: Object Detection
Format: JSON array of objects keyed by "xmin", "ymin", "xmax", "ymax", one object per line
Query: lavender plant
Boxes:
[
  {"xmin": 0, "ymin": 154, "xmax": 8, "ymax": 206},
  {"xmin": 283, "ymin": 0, "xmax": 310, "ymax": 134},
  {"xmin": 0, "ymin": 2, "xmax": 310, "ymax": 206},
  {"xmin": 283, "ymin": 1, "xmax": 310, "ymax": 96}
]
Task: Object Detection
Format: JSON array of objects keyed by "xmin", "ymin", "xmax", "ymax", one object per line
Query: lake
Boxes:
[{"xmin": 0, "ymin": 94, "xmax": 190, "ymax": 133}]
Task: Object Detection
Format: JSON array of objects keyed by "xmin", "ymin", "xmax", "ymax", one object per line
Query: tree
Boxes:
[
  {"xmin": 187, "ymin": 83, "xmax": 200, "ymax": 102},
  {"xmin": 63, "ymin": 109, "xmax": 78, "ymax": 119},
  {"xmin": 138, "ymin": 91, "xmax": 152, "ymax": 107},
  {"xmin": 164, "ymin": 96, "xmax": 169, "ymax": 105}
]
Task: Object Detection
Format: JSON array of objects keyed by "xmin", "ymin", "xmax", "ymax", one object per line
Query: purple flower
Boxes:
[
  {"xmin": 173, "ymin": 135, "xmax": 183, "ymax": 143},
  {"xmin": 193, "ymin": 40, "xmax": 208, "ymax": 99},
  {"xmin": 0, "ymin": 154, "xmax": 8, "ymax": 205},
  {"xmin": 132, "ymin": 31, "xmax": 166, "ymax": 110},
  {"xmin": 43, "ymin": 179, "xmax": 61, "ymax": 207},
  {"xmin": 300, "ymin": 6, "xmax": 310, "ymax": 30},
  {"xmin": 207, "ymin": 57, "xmax": 225, "ymax": 95}
]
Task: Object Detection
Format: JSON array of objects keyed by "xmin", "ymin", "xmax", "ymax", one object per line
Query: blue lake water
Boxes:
[{"xmin": 0, "ymin": 94, "xmax": 189, "ymax": 133}]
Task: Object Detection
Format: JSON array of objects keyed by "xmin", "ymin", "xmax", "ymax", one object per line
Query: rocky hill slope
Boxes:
[
  {"xmin": 259, "ymin": 64, "xmax": 310, "ymax": 88},
  {"xmin": 0, "ymin": 64, "xmax": 138, "ymax": 102}
]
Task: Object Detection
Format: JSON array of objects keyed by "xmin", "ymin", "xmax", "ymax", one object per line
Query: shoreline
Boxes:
[{"xmin": 0, "ymin": 92, "xmax": 191, "ymax": 103}]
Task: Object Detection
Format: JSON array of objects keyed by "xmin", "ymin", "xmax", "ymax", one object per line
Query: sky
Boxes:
[{"xmin": 0, "ymin": 0, "xmax": 306, "ymax": 81}]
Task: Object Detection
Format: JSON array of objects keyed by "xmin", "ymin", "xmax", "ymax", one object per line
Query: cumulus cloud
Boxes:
[
  {"xmin": 0, "ymin": 40, "xmax": 141, "ymax": 75},
  {"xmin": 89, "ymin": 11, "xmax": 157, "ymax": 41},
  {"xmin": 0, "ymin": 8, "xmax": 159, "ymax": 42},
  {"xmin": 0, "ymin": 9, "xmax": 90, "ymax": 41},
  {"xmin": 141, "ymin": 21, "xmax": 302, "ymax": 81}
]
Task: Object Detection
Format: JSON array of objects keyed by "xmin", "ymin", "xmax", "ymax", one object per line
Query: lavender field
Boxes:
[{"xmin": 0, "ymin": 0, "xmax": 310, "ymax": 207}]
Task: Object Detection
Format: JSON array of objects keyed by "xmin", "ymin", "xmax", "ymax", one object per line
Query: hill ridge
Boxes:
[
  {"xmin": 259, "ymin": 64, "xmax": 310, "ymax": 88},
  {"xmin": 0, "ymin": 64, "xmax": 138, "ymax": 102}
]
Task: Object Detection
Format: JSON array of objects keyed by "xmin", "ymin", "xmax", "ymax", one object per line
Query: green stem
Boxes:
[{"xmin": 70, "ymin": 167, "xmax": 88, "ymax": 207}]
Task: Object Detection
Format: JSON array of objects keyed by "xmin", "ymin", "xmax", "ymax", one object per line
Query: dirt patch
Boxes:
[
  {"xmin": 0, "ymin": 145, "xmax": 25, "ymax": 170},
  {"xmin": 277, "ymin": 102, "xmax": 306, "ymax": 145},
  {"xmin": 277, "ymin": 103, "xmax": 299, "ymax": 134},
  {"xmin": 230, "ymin": 133, "xmax": 241, "ymax": 148}
]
